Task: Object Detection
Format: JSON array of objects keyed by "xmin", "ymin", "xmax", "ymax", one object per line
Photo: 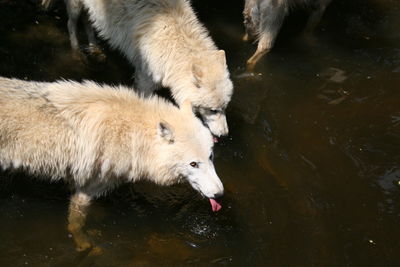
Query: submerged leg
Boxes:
[{"xmin": 68, "ymin": 191, "xmax": 92, "ymax": 251}]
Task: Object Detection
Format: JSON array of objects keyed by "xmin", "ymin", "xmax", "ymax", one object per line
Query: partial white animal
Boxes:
[
  {"xmin": 243, "ymin": 0, "xmax": 332, "ymax": 71},
  {"xmin": 0, "ymin": 77, "xmax": 223, "ymax": 251},
  {"xmin": 42, "ymin": 0, "xmax": 234, "ymax": 137}
]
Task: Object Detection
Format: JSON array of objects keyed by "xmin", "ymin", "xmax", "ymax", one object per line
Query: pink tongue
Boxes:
[
  {"xmin": 209, "ymin": 198, "xmax": 222, "ymax": 212},
  {"xmin": 213, "ymin": 137, "xmax": 219, "ymax": 143}
]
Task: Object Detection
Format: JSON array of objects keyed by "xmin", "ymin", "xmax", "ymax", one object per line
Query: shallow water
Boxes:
[{"xmin": 0, "ymin": 0, "xmax": 399, "ymax": 266}]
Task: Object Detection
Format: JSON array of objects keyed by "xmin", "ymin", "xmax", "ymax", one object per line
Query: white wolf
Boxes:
[
  {"xmin": 243, "ymin": 0, "xmax": 332, "ymax": 71},
  {"xmin": 42, "ymin": 0, "xmax": 234, "ymax": 138},
  {"xmin": 0, "ymin": 77, "xmax": 223, "ymax": 251}
]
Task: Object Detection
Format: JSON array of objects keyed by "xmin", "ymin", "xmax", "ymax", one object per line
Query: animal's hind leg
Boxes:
[
  {"xmin": 246, "ymin": 34, "xmax": 272, "ymax": 72},
  {"xmin": 243, "ymin": 33, "xmax": 250, "ymax": 42},
  {"xmin": 82, "ymin": 14, "xmax": 106, "ymax": 61},
  {"xmin": 83, "ymin": 15, "xmax": 97, "ymax": 48},
  {"xmin": 65, "ymin": 0, "xmax": 83, "ymax": 52},
  {"xmin": 246, "ymin": 3, "xmax": 286, "ymax": 72},
  {"xmin": 68, "ymin": 191, "xmax": 92, "ymax": 251},
  {"xmin": 242, "ymin": 0, "xmax": 259, "ymax": 42}
]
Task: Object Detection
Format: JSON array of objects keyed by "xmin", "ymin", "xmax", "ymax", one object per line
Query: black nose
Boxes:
[{"xmin": 213, "ymin": 192, "xmax": 223, "ymax": 199}]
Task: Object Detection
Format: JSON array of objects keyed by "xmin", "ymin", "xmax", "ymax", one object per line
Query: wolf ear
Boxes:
[
  {"xmin": 217, "ymin": 50, "xmax": 226, "ymax": 65},
  {"xmin": 192, "ymin": 64, "xmax": 203, "ymax": 88},
  {"xmin": 158, "ymin": 122, "xmax": 174, "ymax": 144}
]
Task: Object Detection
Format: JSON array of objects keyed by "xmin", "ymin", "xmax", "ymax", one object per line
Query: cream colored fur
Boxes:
[
  {"xmin": 0, "ymin": 77, "xmax": 223, "ymax": 250},
  {"xmin": 44, "ymin": 0, "xmax": 233, "ymax": 136}
]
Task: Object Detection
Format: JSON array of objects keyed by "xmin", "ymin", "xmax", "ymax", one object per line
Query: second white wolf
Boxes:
[
  {"xmin": 43, "ymin": 0, "xmax": 234, "ymax": 137},
  {"xmin": 0, "ymin": 77, "xmax": 223, "ymax": 251}
]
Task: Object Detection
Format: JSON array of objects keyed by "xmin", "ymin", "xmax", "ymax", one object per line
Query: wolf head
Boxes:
[
  {"xmin": 175, "ymin": 50, "xmax": 233, "ymax": 138},
  {"xmin": 153, "ymin": 101, "xmax": 224, "ymax": 207}
]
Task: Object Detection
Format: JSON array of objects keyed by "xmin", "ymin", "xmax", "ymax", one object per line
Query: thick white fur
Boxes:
[
  {"xmin": 0, "ymin": 77, "xmax": 223, "ymax": 197},
  {"xmin": 45, "ymin": 0, "xmax": 234, "ymax": 136},
  {"xmin": 0, "ymin": 76, "xmax": 223, "ymax": 250}
]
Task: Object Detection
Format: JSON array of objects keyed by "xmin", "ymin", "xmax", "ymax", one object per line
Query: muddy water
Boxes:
[{"xmin": 0, "ymin": 0, "xmax": 399, "ymax": 266}]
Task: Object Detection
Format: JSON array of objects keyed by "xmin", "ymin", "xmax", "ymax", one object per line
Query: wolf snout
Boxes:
[
  {"xmin": 208, "ymin": 117, "xmax": 229, "ymax": 137},
  {"xmin": 202, "ymin": 187, "xmax": 224, "ymax": 199},
  {"xmin": 206, "ymin": 181, "xmax": 224, "ymax": 199}
]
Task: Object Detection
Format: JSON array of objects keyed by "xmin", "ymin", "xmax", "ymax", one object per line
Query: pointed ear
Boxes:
[
  {"xmin": 216, "ymin": 50, "xmax": 226, "ymax": 65},
  {"xmin": 181, "ymin": 100, "xmax": 194, "ymax": 117},
  {"xmin": 158, "ymin": 122, "xmax": 174, "ymax": 144},
  {"xmin": 192, "ymin": 63, "xmax": 203, "ymax": 88}
]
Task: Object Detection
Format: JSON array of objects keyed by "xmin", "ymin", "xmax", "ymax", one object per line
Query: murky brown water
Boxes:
[{"xmin": 0, "ymin": 0, "xmax": 399, "ymax": 266}]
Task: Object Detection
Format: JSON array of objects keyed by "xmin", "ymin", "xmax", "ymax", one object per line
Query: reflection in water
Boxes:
[{"xmin": 0, "ymin": 0, "xmax": 400, "ymax": 266}]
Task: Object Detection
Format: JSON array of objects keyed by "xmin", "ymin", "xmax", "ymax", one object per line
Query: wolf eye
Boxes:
[
  {"xmin": 209, "ymin": 109, "xmax": 219, "ymax": 114},
  {"xmin": 190, "ymin": 162, "xmax": 198, "ymax": 168}
]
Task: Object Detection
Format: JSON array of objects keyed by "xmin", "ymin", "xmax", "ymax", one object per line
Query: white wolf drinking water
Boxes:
[
  {"xmin": 42, "ymin": 0, "xmax": 234, "ymax": 138},
  {"xmin": 0, "ymin": 77, "xmax": 223, "ymax": 251},
  {"xmin": 243, "ymin": 0, "xmax": 332, "ymax": 71}
]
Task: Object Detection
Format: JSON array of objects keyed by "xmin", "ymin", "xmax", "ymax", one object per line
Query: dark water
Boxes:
[{"xmin": 0, "ymin": 0, "xmax": 399, "ymax": 266}]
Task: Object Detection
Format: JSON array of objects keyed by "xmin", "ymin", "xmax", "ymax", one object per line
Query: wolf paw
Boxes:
[
  {"xmin": 84, "ymin": 44, "xmax": 106, "ymax": 62},
  {"xmin": 76, "ymin": 239, "xmax": 92, "ymax": 252}
]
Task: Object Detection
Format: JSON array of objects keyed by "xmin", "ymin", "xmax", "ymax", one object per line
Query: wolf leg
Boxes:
[
  {"xmin": 83, "ymin": 14, "xmax": 97, "ymax": 48},
  {"xmin": 242, "ymin": 0, "xmax": 259, "ymax": 42},
  {"xmin": 134, "ymin": 68, "xmax": 160, "ymax": 97},
  {"xmin": 65, "ymin": 0, "xmax": 83, "ymax": 51},
  {"xmin": 243, "ymin": 33, "xmax": 250, "ymax": 42},
  {"xmin": 82, "ymin": 14, "xmax": 106, "ymax": 61},
  {"xmin": 246, "ymin": 3, "xmax": 286, "ymax": 72},
  {"xmin": 67, "ymin": 191, "xmax": 92, "ymax": 251},
  {"xmin": 246, "ymin": 34, "xmax": 272, "ymax": 72}
]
